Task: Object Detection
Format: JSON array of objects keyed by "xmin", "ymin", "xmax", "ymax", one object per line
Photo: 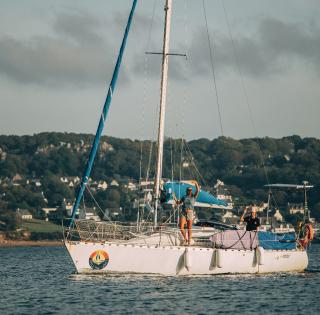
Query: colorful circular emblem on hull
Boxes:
[{"xmin": 89, "ymin": 250, "xmax": 109, "ymax": 270}]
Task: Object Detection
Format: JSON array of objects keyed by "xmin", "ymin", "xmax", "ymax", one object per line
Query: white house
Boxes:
[
  {"xmin": 110, "ymin": 179, "xmax": 119, "ymax": 187},
  {"xmin": 288, "ymin": 203, "xmax": 304, "ymax": 215},
  {"xmin": 274, "ymin": 209, "xmax": 283, "ymax": 222},
  {"xmin": 26, "ymin": 178, "xmax": 42, "ymax": 187},
  {"xmin": 97, "ymin": 181, "xmax": 108, "ymax": 190},
  {"xmin": 62, "ymin": 198, "xmax": 74, "ymax": 217},
  {"xmin": 79, "ymin": 207, "xmax": 100, "ymax": 221},
  {"xmin": 42, "ymin": 207, "xmax": 58, "ymax": 221},
  {"xmin": 127, "ymin": 182, "xmax": 137, "ymax": 191},
  {"xmin": 17, "ymin": 209, "xmax": 33, "ymax": 220},
  {"xmin": 214, "ymin": 179, "xmax": 234, "ymax": 207}
]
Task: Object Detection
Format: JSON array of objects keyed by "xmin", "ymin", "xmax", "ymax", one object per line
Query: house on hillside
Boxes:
[
  {"xmin": 60, "ymin": 176, "xmax": 81, "ymax": 187},
  {"xmin": 79, "ymin": 207, "xmax": 100, "ymax": 221},
  {"xmin": 62, "ymin": 198, "xmax": 74, "ymax": 217},
  {"xmin": 288, "ymin": 203, "xmax": 304, "ymax": 215},
  {"xmin": 0, "ymin": 147, "xmax": 7, "ymax": 161},
  {"xmin": 124, "ymin": 181, "xmax": 137, "ymax": 191},
  {"xmin": 17, "ymin": 209, "xmax": 33, "ymax": 220},
  {"xmin": 214, "ymin": 180, "xmax": 234, "ymax": 208},
  {"xmin": 110, "ymin": 179, "xmax": 119, "ymax": 187},
  {"xmin": 100, "ymin": 141, "xmax": 114, "ymax": 152},
  {"xmin": 42, "ymin": 207, "xmax": 58, "ymax": 221},
  {"xmin": 103, "ymin": 208, "xmax": 122, "ymax": 220},
  {"xmin": 26, "ymin": 178, "xmax": 42, "ymax": 187},
  {"xmin": 0, "ymin": 177, "xmax": 10, "ymax": 187},
  {"xmin": 274, "ymin": 208, "xmax": 283, "ymax": 222},
  {"xmin": 12, "ymin": 174, "xmax": 24, "ymax": 186},
  {"xmin": 97, "ymin": 181, "xmax": 108, "ymax": 191}
]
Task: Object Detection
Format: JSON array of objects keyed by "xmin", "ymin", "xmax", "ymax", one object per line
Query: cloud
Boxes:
[
  {"xmin": 0, "ymin": 12, "xmax": 129, "ymax": 87},
  {"xmin": 131, "ymin": 17, "xmax": 320, "ymax": 80},
  {"xmin": 187, "ymin": 18, "xmax": 320, "ymax": 78},
  {"xmin": 2, "ymin": 12, "xmax": 320, "ymax": 88}
]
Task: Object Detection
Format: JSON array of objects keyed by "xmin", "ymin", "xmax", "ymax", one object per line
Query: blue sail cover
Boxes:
[
  {"xmin": 258, "ymin": 231, "xmax": 296, "ymax": 250},
  {"xmin": 163, "ymin": 181, "xmax": 228, "ymax": 208}
]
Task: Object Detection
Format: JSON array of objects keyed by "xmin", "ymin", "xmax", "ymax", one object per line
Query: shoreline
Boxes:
[{"xmin": 0, "ymin": 240, "xmax": 64, "ymax": 247}]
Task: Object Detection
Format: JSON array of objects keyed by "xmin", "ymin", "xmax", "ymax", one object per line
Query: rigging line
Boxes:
[
  {"xmin": 202, "ymin": 0, "xmax": 224, "ymax": 137},
  {"xmin": 170, "ymin": 137, "xmax": 174, "ymax": 181},
  {"xmin": 140, "ymin": 0, "xmax": 157, "ymax": 176},
  {"xmin": 183, "ymin": 139, "xmax": 207, "ymax": 185},
  {"xmin": 220, "ymin": 0, "xmax": 273, "ymax": 197},
  {"xmin": 138, "ymin": 0, "xmax": 157, "ymax": 227},
  {"xmin": 179, "ymin": 0, "xmax": 189, "ymax": 186},
  {"xmin": 85, "ymin": 183, "xmax": 114, "ymax": 224}
]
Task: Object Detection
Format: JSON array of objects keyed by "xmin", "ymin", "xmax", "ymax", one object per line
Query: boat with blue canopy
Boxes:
[{"xmin": 64, "ymin": 0, "xmax": 312, "ymax": 275}]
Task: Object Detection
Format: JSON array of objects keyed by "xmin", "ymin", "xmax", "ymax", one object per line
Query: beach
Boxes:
[{"xmin": 0, "ymin": 240, "xmax": 63, "ymax": 247}]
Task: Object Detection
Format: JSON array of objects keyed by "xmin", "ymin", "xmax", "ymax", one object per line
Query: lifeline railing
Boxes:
[
  {"xmin": 63, "ymin": 219, "xmax": 299, "ymax": 249},
  {"xmin": 64, "ymin": 219, "xmax": 215, "ymax": 247}
]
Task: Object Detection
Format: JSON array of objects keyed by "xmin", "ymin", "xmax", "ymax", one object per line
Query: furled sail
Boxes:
[{"xmin": 162, "ymin": 181, "xmax": 230, "ymax": 209}]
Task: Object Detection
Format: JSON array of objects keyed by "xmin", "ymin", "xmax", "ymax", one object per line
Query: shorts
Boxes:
[{"xmin": 181, "ymin": 209, "xmax": 194, "ymax": 221}]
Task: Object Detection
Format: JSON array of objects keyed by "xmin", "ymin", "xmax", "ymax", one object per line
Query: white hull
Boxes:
[{"xmin": 65, "ymin": 241, "xmax": 308, "ymax": 275}]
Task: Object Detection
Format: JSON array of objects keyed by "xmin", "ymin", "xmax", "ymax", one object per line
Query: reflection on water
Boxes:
[{"xmin": 0, "ymin": 245, "xmax": 319, "ymax": 315}]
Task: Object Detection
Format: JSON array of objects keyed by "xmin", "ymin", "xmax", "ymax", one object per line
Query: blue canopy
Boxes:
[
  {"xmin": 258, "ymin": 231, "xmax": 296, "ymax": 250},
  {"xmin": 162, "ymin": 181, "xmax": 228, "ymax": 208}
]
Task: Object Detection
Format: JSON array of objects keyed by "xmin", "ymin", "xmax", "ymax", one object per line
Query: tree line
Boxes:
[{"xmin": 0, "ymin": 132, "xmax": 319, "ymax": 228}]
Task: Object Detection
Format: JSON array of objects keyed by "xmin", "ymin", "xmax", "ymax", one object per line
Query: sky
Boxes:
[{"xmin": 0, "ymin": 0, "xmax": 319, "ymax": 140}]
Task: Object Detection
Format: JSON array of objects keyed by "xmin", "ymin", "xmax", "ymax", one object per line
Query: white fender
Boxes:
[
  {"xmin": 184, "ymin": 247, "xmax": 192, "ymax": 270},
  {"xmin": 256, "ymin": 246, "xmax": 265, "ymax": 265},
  {"xmin": 215, "ymin": 249, "xmax": 223, "ymax": 268}
]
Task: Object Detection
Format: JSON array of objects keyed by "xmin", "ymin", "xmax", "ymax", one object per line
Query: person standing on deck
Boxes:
[
  {"xmin": 240, "ymin": 205, "xmax": 260, "ymax": 231},
  {"xmin": 174, "ymin": 181, "xmax": 200, "ymax": 245}
]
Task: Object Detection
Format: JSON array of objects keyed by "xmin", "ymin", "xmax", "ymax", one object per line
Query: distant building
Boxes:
[
  {"xmin": 104, "ymin": 208, "xmax": 122, "ymax": 220},
  {"xmin": 12, "ymin": 173, "xmax": 24, "ymax": 186},
  {"xmin": 126, "ymin": 182, "xmax": 137, "ymax": 191},
  {"xmin": 274, "ymin": 208, "xmax": 283, "ymax": 222},
  {"xmin": 214, "ymin": 179, "xmax": 234, "ymax": 208},
  {"xmin": 110, "ymin": 179, "xmax": 119, "ymax": 187},
  {"xmin": 42, "ymin": 207, "xmax": 58, "ymax": 221},
  {"xmin": 100, "ymin": 141, "xmax": 114, "ymax": 152},
  {"xmin": 79, "ymin": 207, "xmax": 100, "ymax": 221},
  {"xmin": 42, "ymin": 207, "xmax": 58, "ymax": 215},
  {"xmin": 60, "ymin": 176, "xmax": 81, "ymax": 187},
  {"xmin": 97, "ymin": 181, "xmax": 108, "ymax": 190},
  {"xmin": 288, "ymin": 203, "xmax": 304, "ymax": 215},
  {"xmin": 17, "ymin": 209, "xmax": 33, "ymax": 220},
  {"xmin": 62, "ymin": 198, "xmax": 74, "ymax": 217},
  {"xmin": 26, "ymin": 178, "xmax": 42, "ymax": 187},
  {"xmin": 0, "ymin": 147, "xmax": 7, "ymax": 161}
]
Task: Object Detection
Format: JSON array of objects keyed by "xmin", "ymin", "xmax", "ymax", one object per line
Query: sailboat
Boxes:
[{"xmin": 64, "ymin": 0, "xmax": 312, "ymax": 275}]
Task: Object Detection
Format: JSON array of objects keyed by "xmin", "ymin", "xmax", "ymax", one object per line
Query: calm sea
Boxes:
[{"xmin": 0, "ymin": 244, "xmax": 319, "ymax": 315}]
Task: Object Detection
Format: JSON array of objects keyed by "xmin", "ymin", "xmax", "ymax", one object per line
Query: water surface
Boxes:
[{"xmin": 0, "ymin": 244, "xmax": 319, "ymax": 314}]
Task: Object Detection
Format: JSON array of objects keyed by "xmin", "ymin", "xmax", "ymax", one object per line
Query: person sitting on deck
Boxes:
[
  {"xmin": 174, "ymin": 180, "xmax": 200, "ymax": 245},
  {"xmin": 240, "ymin": 205, "xmax": 260, "ymax": 231}
]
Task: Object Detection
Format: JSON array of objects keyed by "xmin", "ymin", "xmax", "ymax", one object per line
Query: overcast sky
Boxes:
[{"xmin": 0, "ymin": 0, "xmax": 319, "ymax": 140}]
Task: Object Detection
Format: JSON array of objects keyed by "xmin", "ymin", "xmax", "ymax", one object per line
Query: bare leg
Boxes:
[
  {"xmin": 187, "ymin": 219, "xmax": 193, "ymax": 245},
  {"xmin": 179, "ymin": 216, "xmax": 187, "ymax": 242}
]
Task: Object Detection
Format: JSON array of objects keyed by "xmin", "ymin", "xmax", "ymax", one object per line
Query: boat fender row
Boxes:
[
  {"xmin": 255, "ymin": 246, "xmax": 264, "ymax": 265},
  {"xmin": 184, "ymin": 247, "xmax": 192, "ymax": 270},
  {"xmin": 209, "ymin": 249, "xmax": 223, "ymax": 269},
  {"xmin": 215, "ymin": 249, "xmax": 223, "ymax": 268}
]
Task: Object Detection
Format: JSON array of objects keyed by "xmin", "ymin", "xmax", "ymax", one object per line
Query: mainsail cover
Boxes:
[{"xmin": 163, "ymin": 181, "xmax": 229, "ymax": 209}]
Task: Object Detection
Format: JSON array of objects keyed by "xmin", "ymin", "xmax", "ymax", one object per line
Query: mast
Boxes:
[
  {"xmin": 154, "ymin": 0, "xmax": 173, "ymax": 227},
  {"xmin": 266, "ymin": 189, "xmax": 271, "ymax": 226},
  {"xmin": 303, "ymin": 181, "xmax": 310, "ymax": 223},
  {"xmin": 69, "ymin": 0, "xmax": 138, "ymax": 228}
]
